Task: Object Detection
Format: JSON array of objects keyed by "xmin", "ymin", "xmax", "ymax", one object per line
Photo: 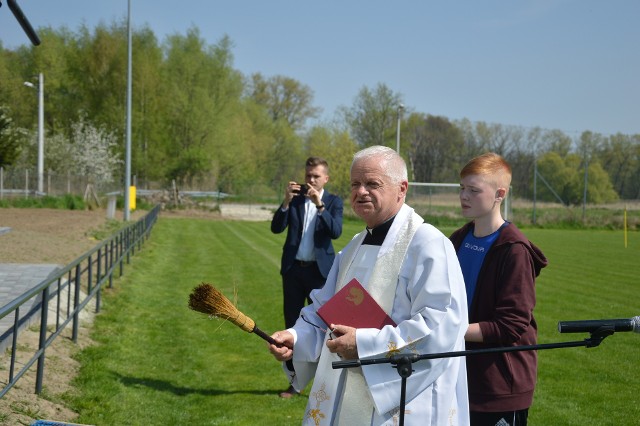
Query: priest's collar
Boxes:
[{"xmin": 362, "ymin": 215, "xmax": 396, "ymax": 246}]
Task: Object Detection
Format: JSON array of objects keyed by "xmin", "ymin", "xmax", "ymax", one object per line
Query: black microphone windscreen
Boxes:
[{"xmin": 558, "ymin": 316, "xmax": 640, "ymax": 334}]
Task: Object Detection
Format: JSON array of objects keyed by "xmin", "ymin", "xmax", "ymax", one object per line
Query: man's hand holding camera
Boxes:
[{"xmin": 283, "ymin": 181, "xmax": 323, "ymax": 211}]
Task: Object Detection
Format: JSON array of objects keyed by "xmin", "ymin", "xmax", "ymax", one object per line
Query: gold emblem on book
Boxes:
[{"xmin": 345, "ymin": 287, "xmax": 364, "ymax": 305}]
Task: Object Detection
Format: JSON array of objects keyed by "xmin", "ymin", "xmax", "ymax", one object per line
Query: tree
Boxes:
[
  {"xmin": 67, "ymin": 23, "xmax": 129, "ymax": 133},
  {"xmin": 541, "ymin": 129, "xmax": 573, "ymax": 157},
  {"xmin": 456, "ymin": 118, "xmax": 485, "ymax": 159},
  {"xmin": 161, "ymin": 29, "xmax": 244, "ymax": 187},
  {"xmin": 536, "ymin": 151, "xmax": 617, "ymax": 205},
  {"xmin": 129, "ymin": 26, "xmax": 167, "ymax": 186},
  {"xmin": 264, "ymin": 120, "xmax": 304, "ymax": 190},
  {"xmin": 41, "ymin": 132, "xmax": 73, "ymax": 174},
  {"xmin": 343, "ymin": 83, "xmax": 403, "ymax": 148},
  {"xmin": 211, "ymin": 100, "xmax": 276, "ymax": 195},
  {"xmin": 0, "ymin": 45, "xmax": 31, "ymax": 129},
  {"xmin": 597, "ymin": 133, "xmax": 639, "ymax": 199},
  {"xmin": 0, "ymin": 106, "xmax": 26, "ymax": 167},
  {"xmin": 5, "ymin": 20, "xmax": 637, "ymax": 203},
  {"xmin": 583, "ymin": 161, "xmax": 618, "ymax": 204},
  {"xmin": 631, "ymin": 140, "xmax": 640, "ymax": 199},
  {"xmin": 248, "ymin": 73, "xmax": 320, "ymax": 131},
  {"xmin": 406, "ymin": 114, "xmax": 465, "ymax": 183},
  {"xmin": 536, "ymin": 152, "xmax": 575, "ymax": 205},
  {"xmin": 69, "ymin": 117, "xmax": 122, "ymax": 189},
  {"xmin": 304, "ymin": 125, "xmax": 358, "ymax": 199}
]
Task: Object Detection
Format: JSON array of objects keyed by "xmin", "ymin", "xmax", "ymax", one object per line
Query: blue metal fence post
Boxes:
[
  {"xmin": 72, "ymin": 263, "xmax": 81, "ymax": 343},
  {"xmin": 96, "ymin": 248, "xmax": 102, "ymax": 312},
  {"xmin": 35, "ymin": 285, "xmax": 50, "ymax": 393}
]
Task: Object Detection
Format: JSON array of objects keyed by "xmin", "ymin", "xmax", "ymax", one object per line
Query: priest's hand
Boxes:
[
  {"xmin": 326, "ymin": 324, "xmax": 358, "ymax": 359},
  {"xmin": 269, "ymin": 330, "xmax": 294, "ymax": 361}
]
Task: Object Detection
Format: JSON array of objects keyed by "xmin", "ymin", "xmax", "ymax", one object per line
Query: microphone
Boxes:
[
  {"xmin": 558, "ymin": 316, "xmax": 640, "ymax": 334},
  {"xmin": 7, "ymin": 0, "xmax": 41, "ymax": 46}
]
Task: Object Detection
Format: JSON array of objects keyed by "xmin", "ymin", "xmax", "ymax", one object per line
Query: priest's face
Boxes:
[{"xmin": 350, "ymin": 156, "xmax": 407, "ymax": 228}]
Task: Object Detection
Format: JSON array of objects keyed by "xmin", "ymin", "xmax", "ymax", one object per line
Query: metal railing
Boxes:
[{"xmin": 0, "ymin": 204, "xmax": 161, "ymax": 398}]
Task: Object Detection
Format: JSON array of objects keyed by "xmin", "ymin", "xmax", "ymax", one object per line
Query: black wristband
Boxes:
[{"xmin": 316, "ymin": 203, "xmax": 325, "ymax": 210}]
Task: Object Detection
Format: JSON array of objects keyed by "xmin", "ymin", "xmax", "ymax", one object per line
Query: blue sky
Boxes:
[{"xmin": 1, "ymin": 0, "xmax": 638, "ymax": 136}]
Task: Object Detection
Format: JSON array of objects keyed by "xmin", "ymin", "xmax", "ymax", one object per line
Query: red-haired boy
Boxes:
[{"xmin": 450, "ymin": 152, "xmax": 548, "ymax": 426}]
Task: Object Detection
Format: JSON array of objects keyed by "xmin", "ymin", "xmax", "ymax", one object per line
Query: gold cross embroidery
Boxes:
[{"xmin": 305, "ymin": 382, "xmax": 331, "ymax": 426}]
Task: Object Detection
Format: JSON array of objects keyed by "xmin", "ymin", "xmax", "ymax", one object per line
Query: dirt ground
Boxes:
[
  {"xmin": 0, "ymin": 205, "xmax": 275, "ymax": 425},
  {"xmin": 0, "ymin": 204, "xmax": 276, "ymax": 264}
]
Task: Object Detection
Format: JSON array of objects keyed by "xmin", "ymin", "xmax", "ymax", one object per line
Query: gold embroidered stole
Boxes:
[{"xmin": 302, "ymin": 206, "xmax": 423, "ymax": 425}]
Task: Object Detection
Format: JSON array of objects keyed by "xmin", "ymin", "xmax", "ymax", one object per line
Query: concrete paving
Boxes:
[{"xmin": 0, "ymin": 264, "xmax": 62, "ymax": 352}]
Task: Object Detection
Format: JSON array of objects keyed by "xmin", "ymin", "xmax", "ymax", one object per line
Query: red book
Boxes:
[{"xmin": 317, "ymin": 278, "xmax": 396, "ymax": 329}]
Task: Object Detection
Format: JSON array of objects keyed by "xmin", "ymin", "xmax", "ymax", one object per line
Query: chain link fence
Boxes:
[{"xmin": 0, "ymin": 167, "xmax": 122, "ymax": 199}]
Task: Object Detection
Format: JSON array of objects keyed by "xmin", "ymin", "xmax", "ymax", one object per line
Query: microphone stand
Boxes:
[
  {"xmin": 332, "ymin": 327, "xmax": 615, "ymax": 426},
  {"xmin": 5, "ymin": 0, "xmax": 41, "ymax": 46}
]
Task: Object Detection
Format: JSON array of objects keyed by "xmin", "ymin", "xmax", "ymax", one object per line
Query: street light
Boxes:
[
  {"xmin": 23, "ymin": 72, "xmax": 44, "ymax": 194},
  {"xmin": 124, "ymin": 0, "xmax": 133, "ymax": 221},
  {"xmin": 396, "ymin": 103, "xmax": 405, "ymax": 153}
]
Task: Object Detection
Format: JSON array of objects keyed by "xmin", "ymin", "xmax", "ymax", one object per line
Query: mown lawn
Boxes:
[{"xmin": 70, "ymin": 216, "xmax": 640, "ymax": 425}]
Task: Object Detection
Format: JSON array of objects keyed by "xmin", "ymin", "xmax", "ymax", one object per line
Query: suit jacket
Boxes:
[{"xmin": 271, "ymin": 191, "xmax": 343, "ymax": 278}]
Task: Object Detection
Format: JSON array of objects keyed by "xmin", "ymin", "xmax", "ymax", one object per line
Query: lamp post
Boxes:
[
  {"xmin": 124, "ymin": 0, "xmax": 133, "ymax": 221},
  {"xmin": 396, "ymin": 103, "xmax": 404, "ymax": 153},
  {"xmin": 24, "ymin": 72, "xmax": 44, "ymax": 194}
]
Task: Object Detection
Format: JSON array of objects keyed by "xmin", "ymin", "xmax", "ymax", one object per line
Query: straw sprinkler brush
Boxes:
[{"xmin": 188, "ymin": 283, "xmax": 278, "ymax": 345}]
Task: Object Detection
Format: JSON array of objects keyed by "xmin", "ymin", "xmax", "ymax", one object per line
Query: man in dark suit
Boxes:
[{"xmin": 271, "ymin": 156, "xmax": 343, "ymax": 398}]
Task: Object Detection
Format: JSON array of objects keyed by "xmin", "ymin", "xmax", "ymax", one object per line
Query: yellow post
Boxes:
[{"xmin": 129, "ymin": 185, "xmax": 136, "ymax": 211}]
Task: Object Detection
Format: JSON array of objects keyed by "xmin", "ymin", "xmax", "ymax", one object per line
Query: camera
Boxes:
[{"xmin": 294, "ymin": 183, "xmax": 308, "ymax": 196}]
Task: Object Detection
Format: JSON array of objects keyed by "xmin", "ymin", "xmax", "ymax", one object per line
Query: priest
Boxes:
[{"xmin": 268, "ymin": 145, "xmax": 469, "ymax": 426}]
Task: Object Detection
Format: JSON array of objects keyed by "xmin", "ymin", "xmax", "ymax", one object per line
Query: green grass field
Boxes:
[{"xmin": 69, "ymin": 216, "xmax": 640, "ymax": 425}]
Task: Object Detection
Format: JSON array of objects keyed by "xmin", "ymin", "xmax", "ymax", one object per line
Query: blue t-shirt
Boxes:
[{"xmin": 457, "ymin": 224, "xmax": 506, "ymax": 309}]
